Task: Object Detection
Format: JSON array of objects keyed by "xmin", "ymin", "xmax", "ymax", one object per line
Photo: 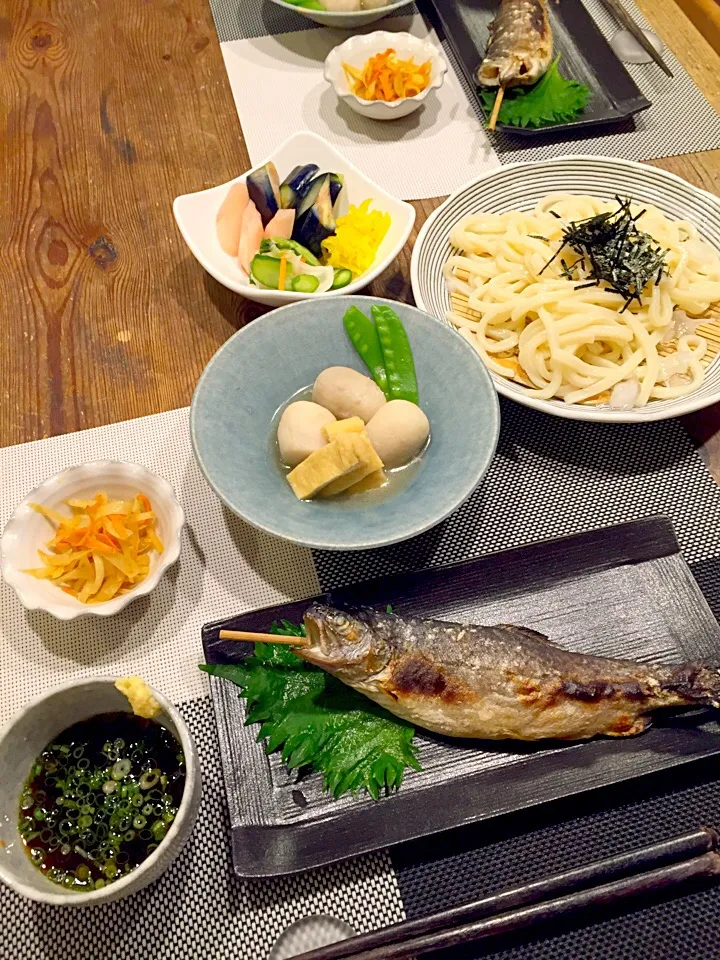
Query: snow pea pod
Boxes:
[
  {"xmin": 371, "ymin": 305, "xmax": 418, "ymax": 404},
  {"xmin": 343, "ymin": 306, "xmax": 389, "ymax": 397}
]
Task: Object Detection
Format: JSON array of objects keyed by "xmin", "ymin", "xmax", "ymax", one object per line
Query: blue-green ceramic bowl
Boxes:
[{"xmin": 190, "ymin": 297, "xmax": 500, "ymax": 551}]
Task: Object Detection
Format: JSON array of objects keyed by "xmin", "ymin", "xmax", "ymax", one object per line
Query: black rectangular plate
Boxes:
[
  {"xmin": 202, "ymin": 517, "xmax": 720, "ymax": 878},
  {"xmin": 424, "ymin": 0, "xmax": 651, "ymax": 135}
]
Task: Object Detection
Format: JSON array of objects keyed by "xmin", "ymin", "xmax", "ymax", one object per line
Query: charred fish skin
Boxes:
[
  {"xmin": 301, "ymin": 605, "xmax": 720, "ymax": 742},
  {"xmin": 477, "ymin": 0, "xmax": 553, "ymax": 88}
]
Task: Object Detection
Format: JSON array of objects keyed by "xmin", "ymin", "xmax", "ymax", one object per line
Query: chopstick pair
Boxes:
[
  {"xmin": 598, "ymin": 0, "xmax": 674, "ymax": 77},
  {"xmin": 289, "ymin": 827, "xmax": 720, "ymax": 960}
]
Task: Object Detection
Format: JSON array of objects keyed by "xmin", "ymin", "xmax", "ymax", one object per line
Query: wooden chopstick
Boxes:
[
  {"xmin": 290, "ymin": 827, "xmax": 719, "ymax": 960},
  {"xmin": 218, "ymin": 629, "xmax": 309, "ymax": 646},
  {"xmin": 598, "ymin": 0, "xmax": 673, "ymax": 76}
]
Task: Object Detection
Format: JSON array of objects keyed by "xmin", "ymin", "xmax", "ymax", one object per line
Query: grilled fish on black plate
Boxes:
[
  {"xmin": 299, "ymin": 604, "xmax": 720, "ymax": 741},
  {"xmin": 476, "ymin": 0, "xmax": 553, "ymax": 88}
]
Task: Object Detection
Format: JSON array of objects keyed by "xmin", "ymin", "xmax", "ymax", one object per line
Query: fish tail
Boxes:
[{"xmin": 660, "ymin": 664, "xmax": 720, "ymax": 707}]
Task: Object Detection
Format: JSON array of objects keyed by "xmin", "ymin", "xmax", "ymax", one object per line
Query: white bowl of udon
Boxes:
[{"xmin": 411, "ymin": 156, "xmax": 720, "ymax": 422}]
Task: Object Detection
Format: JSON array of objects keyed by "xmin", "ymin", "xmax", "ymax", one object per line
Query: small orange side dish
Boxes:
[
  {"xmin": 343, "ymin": 48, "xmax": 432, "ymax": 102},
  {"xmin": 25, "ymin": 492, "xmax": 163, "ymax": 603}
]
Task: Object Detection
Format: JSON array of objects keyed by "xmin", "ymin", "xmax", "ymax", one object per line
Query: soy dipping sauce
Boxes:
[{"xmin": 19, "ymin": 712, "xmax": 185, "ymax": 892}]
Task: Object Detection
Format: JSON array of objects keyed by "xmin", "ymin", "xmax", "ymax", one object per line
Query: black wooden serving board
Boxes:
[
  {"xmin": 202, "ymin": 516, "xmax": 720, "ymax": 878},
  {"xmin": 424, "ymin": 0, "xmax": 651, "ymax": 135}
]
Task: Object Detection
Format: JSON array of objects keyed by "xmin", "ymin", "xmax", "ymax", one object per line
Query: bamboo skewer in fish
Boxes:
[
  {"xmin": 477, "ymin": 0, "xmax": 554, "ymax": 131},
  {"xmin": 219, "ymin": 629, "xmax": 309, "ymax": 646},
  {"xmin": 487, "ymin": 87, "xmax": 505, "ymax": 132}
]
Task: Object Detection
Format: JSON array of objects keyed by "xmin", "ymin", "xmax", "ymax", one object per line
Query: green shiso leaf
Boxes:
[
  {"xmin": 200, "ymin": 620, "xmax": 421, "ymax": 799},
  {"xmin": 479, "ymin": 55, "xmax": 591, "ymax": 129}
]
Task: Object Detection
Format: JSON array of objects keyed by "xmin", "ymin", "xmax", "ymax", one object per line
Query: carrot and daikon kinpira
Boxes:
[
  {"xmin": 25, "ymin": 492, "xmax": 163, "ymax": 603},
  {"xmin": 343, "ymin": 48, "xmax": 432, "ymax": 102}
]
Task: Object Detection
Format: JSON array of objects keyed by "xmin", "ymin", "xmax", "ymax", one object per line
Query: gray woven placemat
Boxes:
[{"xmin": 314, "ymin": 398, "xmax": 720, "ymax": 588}]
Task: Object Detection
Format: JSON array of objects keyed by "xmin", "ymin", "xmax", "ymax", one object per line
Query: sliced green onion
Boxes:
[
  {"xmin": 150, "ymin": 820, "xmax": 166, "ymax": 843},
  {"xmin": 139, "ymin": 770, "xmax": 160, "ymax": 791},
  {"xmin": 111, "ymin": 759, "xmax": 131, "ymax": 781},
  {"xmin": 102, "ymin": 780, "xmax": 117, "ymax": 795}
]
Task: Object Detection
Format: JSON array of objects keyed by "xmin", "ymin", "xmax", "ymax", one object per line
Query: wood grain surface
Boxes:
[{"xmin": 0, "ymin": 0, "xmax": 719, "ymax": 476}]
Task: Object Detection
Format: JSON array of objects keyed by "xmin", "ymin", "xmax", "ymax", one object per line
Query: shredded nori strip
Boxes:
[{"xmin": 540, "ymin": 197, "xmax": 668, "ymax": 309}]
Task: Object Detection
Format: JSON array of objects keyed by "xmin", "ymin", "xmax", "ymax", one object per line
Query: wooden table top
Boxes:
[{"xmin": 1, "ymin": 0, "xmax": 719, "ymax": 475}]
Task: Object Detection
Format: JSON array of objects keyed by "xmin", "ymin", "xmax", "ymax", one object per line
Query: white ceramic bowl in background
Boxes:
[
  {"xmin": 1, "ymin": 461, "xmax": 184, "ymax": 620},
  {"xmin": 324, "ymin": 31, "xmax": 447, "ymax": 120},
  {"xmin": 0, "ymin": 678, "xmax": 201, "ymax": 906},
  {"xmin": 411, "ymin": 155, "xmax": 720, "ymax": 423},
  {"xmin": 173, "ymin": 130, "xmax": 415, "ymax": 307},
  {"xmin": 266, "ymin": 0, "xmax": 411, "ymax": 28}
]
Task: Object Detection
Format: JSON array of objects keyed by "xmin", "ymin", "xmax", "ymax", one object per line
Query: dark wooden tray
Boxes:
[
  {"xmin": 424, "ymin": 0, "xmax": 651, "ymax": 135},
  {"xmin": 202, "ymin": 516, "xmax": 720, "ymax": 877}
]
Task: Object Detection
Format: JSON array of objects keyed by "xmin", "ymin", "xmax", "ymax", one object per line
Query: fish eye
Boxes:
[{"xmin": 330, "ymin": 614, "xmax": 352, "ymax": 635}]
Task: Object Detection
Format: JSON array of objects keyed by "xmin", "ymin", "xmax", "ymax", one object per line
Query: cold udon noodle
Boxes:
[{"xmin": 444, "ymin": 195, "xmax": 720, "ymax": 407}]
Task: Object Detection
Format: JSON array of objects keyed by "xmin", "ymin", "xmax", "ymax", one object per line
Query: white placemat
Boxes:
[
  {"xmin": 0, "ymin": 408, "xmax": 406, "ymax": 960},
  {"xmin": 0, "ymin": 407, "xmax": 320, "ymax": 722},
  {"xmin": 220, "ymin": 14, "xmax": 500, "ymax": 200}
]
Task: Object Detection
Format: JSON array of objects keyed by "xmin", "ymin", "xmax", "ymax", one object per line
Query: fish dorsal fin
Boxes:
[{"xmin": 495, "ymin": 624, "xmax": 561, "ymax": 646}]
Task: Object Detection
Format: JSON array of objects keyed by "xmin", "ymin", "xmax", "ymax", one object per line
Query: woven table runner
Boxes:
[
  {"xmin": 209, "ymin": 0, "xmax": 720, "ymax": 201},
  {"xmin": 3, "ymin": 404, "xmax": 720, "ymax": 959}
]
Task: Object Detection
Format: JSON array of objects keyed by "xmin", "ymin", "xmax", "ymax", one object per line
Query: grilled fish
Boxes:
[
  {"xmin": 300, "ymin": 605, "xmax": 720, "ymax": 741},
  {"xmin": 477, "ymin": 0, "xmax": 553, "ymax": 88}
]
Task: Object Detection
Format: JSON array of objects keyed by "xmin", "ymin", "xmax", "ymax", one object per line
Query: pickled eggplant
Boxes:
[
  {"xmin": 280, "ymin": 164, "xmax": 320, "ymax": 209},
  {"xmin": 246, "ymin": 163, "xmax": 281, "ymax": 226},
  {"xmin": 328, "ymin": 173, "xmax": 344, "ymax": 207},
  {"xmin": 294, "ymin": 177, "xmax": 336, "ymax": 258}
]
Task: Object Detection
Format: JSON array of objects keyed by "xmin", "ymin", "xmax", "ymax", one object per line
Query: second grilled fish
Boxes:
[
  {"xmin": 300, "ymin": 605, "xmax": 720, "ymax": 741},
  {"xmin": 477, "ymin": 0, "xmax": 553, "ymax": 88}
]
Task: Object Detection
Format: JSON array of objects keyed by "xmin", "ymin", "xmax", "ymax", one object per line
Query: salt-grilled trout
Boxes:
[
  {"xmin": 477, "ymin": 0, "xmax": 553, "ymax": 88},
  {"xmin": 300, "ymin": 605, "xmax": 720, "ymax": 741}
]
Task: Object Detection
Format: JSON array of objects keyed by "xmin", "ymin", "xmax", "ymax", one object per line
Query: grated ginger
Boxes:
[{"xmin": 321, "ymin": 199, "xmax": 391, "ymax": 277}]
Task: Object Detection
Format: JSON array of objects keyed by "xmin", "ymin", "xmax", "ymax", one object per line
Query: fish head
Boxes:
[{"xmin": 301, "ymin": 604, "xmax": 390, "ymax": 682}]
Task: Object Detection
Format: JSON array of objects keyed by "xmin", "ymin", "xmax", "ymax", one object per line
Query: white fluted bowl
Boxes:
[
  {"xmin": 0, "ymin": 678, "xmax": 201, "ymax": 906},
  {"xmin": 324, "ymin": 31, "xmax": 447, "ymax": 120},
  {"xmin": 1, "ymin": 461, "xmax": 184, "ymax": 620}
]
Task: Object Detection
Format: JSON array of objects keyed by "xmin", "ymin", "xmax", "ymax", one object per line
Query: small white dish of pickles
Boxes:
[{"xmin": 173, "ymin": 131, "xmax": 415, "ymax": 307}]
